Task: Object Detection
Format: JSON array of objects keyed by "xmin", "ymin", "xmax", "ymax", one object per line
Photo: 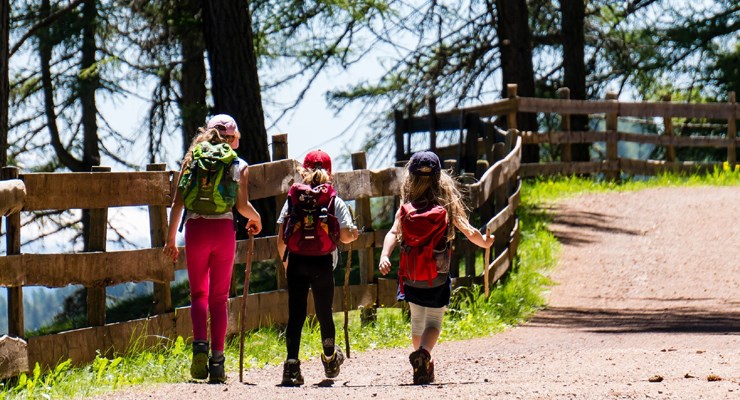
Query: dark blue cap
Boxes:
[{"xmin": 408, "ymin": 151, "xmax": 441, "ymax": 176}]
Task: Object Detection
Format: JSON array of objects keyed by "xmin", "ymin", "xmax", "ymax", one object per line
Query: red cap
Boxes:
[{"xmin": 303, "ymin": 150, "xmax": 332, "ymax": 174}]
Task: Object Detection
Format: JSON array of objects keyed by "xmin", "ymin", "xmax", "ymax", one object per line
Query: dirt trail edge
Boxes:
[{"xmin": 93, "ymin": 186, "xmax": 740, "ymax": 400}]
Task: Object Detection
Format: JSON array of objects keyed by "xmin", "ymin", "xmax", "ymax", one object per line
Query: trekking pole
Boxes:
[
  {"xmin": 343, "ymin": 239, "xmax": 352, "ymax": 358},
  {"xmin": 239, "ymin": 232, "xmax": 255, "ymax": 383},
  {"xmin": 483, "ymin": 227, "xmax": 491, "ymax": 298}
]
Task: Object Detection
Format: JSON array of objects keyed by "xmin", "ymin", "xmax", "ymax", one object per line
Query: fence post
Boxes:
[
  {"xmin": 2, "ymin": 167, "xmax": 24, "ymax": 338},
  {"xmin": 271, "ymin": 133, "xmax": 289, "ymax": 290},
  {"xmin": 728, "ymin": 91, "xmax": 737, "ymax": 168},
  {"xmin": 87, "ymin": 166, "xmax": 110, "ymax": 326},
  {"xmin": 394, "ymin": 110, "xmax": 406, "ymax": 163},
  {"xmin": 605, "ymin": 92, "xmax": 619, "ymax": 180},
  {"xmin": 147, "ymin": 163, "xmax": 172, "ymax": 314},
  {"xmin": 662, "ymin": 94, "xmax": 676, "ymax": 163},
  {"xmin": 351, "ymin": 152, "xmax": 376, "ymax": 323},
  {"xmin": 558, "ymin": 87, "xmax": 572, "ymax": 162},
  {"xmin": 506, "ymin": 84, "xmax": 518, "ymax": 130}
]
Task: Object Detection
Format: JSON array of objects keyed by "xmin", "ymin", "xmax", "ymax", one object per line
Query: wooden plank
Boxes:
[
  {"xmin": 20, "ymin": 171, "xmax": 173, "ymax": 211},
  {"xmin": 271, "ymin": 134, "xmax": 289, "ymax": 290},
  {"xmin": 518, "ymin": 97, "xmax": 738, "ymax": 119},
  {"xmin": 433, "ymin": 98, "xmax": 517, "ymax": 119},
  {"xmin": 246, "ymin": 159, "xmax": 301, "ymax": 200},
  {"xmin": 0, "ymin": 335, "xmax": 28, "ymax": 378},
  {"xmin": 406, "ymin": 114, "xmax": 464, "ymax": 133},
  {"xmin": 332, "ymin": 167, "xmax": 405, "ymax": 200},
  {"xmin": 728, "ymin": 92, "xmax": 737, "ymax": 166},
  {"xmin": 487, "ymin": 247, "xmax": 511, "ymax": 284},
  {"xmin": 0, "ymin": 249, "xmax": 175, "ymax": 287},
  {"xmin": 377, "ymin": 278, "xmax": 400, "ymax": 308}
]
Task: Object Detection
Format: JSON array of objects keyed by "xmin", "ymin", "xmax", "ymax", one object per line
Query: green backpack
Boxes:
[{"xmin": 178, "ymin": 141, "xmax": 239, "ymax": 215}]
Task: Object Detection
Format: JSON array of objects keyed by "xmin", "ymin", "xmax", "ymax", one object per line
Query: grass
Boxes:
[{"xmin": 3, "ymin": 165, "xmax": 739, "ymax": 399}]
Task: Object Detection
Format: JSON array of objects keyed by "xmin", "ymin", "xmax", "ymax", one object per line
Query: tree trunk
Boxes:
[
  {"xmin": 495, "ymin": 0, "xmax": 539, "ymax": 163},
  {"xmin": 79, "ymin": 0, "xmax": 100, "ymax": 170},
  {"xmin": 177, "ymin": 0, "xmax": 207, "ymax": 157},
  {"xmin": 201, "ymin": 0, "xmax": 275, "ymax": 235},
  {"xmin": 0, "ymin": 0, "xmax": 8, "ymax": 167},
  {"xmin": 561, "ymin": 0, "xmax": 590, "ymax": 162}
]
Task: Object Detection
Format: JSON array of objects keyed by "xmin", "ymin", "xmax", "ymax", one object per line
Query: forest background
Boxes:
[{"xmin": 0, "ymin": 0, "xmax": 737, "ymax": 334}]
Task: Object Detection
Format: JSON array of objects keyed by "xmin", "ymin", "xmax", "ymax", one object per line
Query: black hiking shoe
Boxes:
[
  {"xmin": 190, "ymin": 341, "xmax": 209, "ymax": 380},
  {"xmin": 321, "ymin": 346, "xmax": 345, "ymax": 379},
  {"xmin": 281, "ymin": 359, "xmax": 304, "ymax": 386},
  {"xmin": 208, "ymin": 354, "xmax": 226, "ymax": 383},
  {"xmin": 409, "ymin": 347, "xmax": 433, "ymax": 385}
]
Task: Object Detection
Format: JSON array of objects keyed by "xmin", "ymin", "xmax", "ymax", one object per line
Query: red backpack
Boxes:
[
  {"xmin": 399, "ymin": 203, "xmax": 450, "ymax": 288},
  {"xmin": 282, "ymin": 183, "xmax": 340, "ymax": 257}
]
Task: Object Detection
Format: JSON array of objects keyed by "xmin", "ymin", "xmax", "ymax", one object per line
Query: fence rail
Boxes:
[
  {"xmin": 394, "ymin": 84, "xmax": 737, "ymax": 179},
  {"xmin": 0, "ymin": 130, "xmax": 521, "ymax": 377}
]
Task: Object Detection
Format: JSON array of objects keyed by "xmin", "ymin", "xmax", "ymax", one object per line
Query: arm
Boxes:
[
  {"xmin": 378, "ymin": 208, "xmax": 402, "ymax": 276},
  {"xmin": 453, "ymin": 215, "xmax": 494, "ymax": 248},
  {"xmin": 163, "ymin": 169, "xmax": 185, "ymax": 262},
  {"xmin": 235, "ymin": 165, "xmax": 262, "ymax": 234}
]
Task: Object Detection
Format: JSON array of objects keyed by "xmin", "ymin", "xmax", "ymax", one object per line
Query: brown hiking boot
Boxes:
[
  {"xmin": 281, "ymin": 359, "xmax": 304, "ymax": 386},
  {"xmin": 409, "ymin": 347, "xmax": 433, "ymax": 384},
  {"xmin": 321, "ymin": 346, "xmax": 345, "ymax": 379}
]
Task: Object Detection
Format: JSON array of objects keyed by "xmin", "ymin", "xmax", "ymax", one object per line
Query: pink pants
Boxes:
[{"xmin": 185, "ymin": 218, "xmax": 236, "ymax": 352}]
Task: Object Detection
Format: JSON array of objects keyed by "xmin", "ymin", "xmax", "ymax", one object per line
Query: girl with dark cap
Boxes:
[{"xmin": 378, "ymin": 150, "xmax": 493, "ymax": 384}]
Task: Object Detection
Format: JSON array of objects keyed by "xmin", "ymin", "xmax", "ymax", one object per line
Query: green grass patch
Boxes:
[{"xmin": 4, "ymin": 166, "xmax": 738, "ymax": 399}]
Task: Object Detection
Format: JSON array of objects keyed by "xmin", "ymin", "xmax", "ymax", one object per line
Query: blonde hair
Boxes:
[
  {"xmin": 400, "ymin": 165, "xmax": 468, "ymax": 242},
  {"xmin": 181, "ymin": 127, "xmax": 240, "ymax": 167},
  {"xmin": 298, "ymin": 166, "xmax": 331, "ymax": 186}
]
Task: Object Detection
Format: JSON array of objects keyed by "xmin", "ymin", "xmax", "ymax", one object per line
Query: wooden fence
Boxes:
[
  {"xmin": 0, "ymin": 132, "xmax": 521, "ymax": 378},
  {"xmin": 394, "ymin": 84, "xmax": 739, "ymax": 179}
]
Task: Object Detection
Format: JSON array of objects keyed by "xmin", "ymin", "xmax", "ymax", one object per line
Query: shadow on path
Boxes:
[{"xmin": 529, "ymin": 306, "xmax": 740, "ymax": 334}]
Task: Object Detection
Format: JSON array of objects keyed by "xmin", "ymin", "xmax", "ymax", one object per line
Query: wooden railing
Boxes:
[
  {"xmin": 394, "ymin": 84, "xmax": 739, "ymax": 179},
  {"xmin": 0, "ymin": 132, "xmax": 521, "ymax": 378}
]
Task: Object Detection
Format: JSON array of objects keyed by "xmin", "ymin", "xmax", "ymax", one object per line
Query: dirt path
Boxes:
[{"xmin": 92, "ymin": 186, "xmax": 740, "ymax": 399}]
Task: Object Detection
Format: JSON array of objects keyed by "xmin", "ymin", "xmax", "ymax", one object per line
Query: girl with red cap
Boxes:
[
  {"xmin": 378, "ymin": 150, "xmax": 493, "ymax": 385},
  {"xmin": 276, "ymin": 149, "xmax": 359, "ymax": 386},
  {"xmin": 164, "ymin": 114, "xmax": 262, "ymax": 383}
]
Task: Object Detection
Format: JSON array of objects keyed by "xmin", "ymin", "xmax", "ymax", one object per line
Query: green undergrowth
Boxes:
[{"xmin": 3, "ymin": 165, "xmax": 739, "ymax": 399}]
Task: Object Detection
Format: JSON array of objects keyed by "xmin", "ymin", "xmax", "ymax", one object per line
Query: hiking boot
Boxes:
[
  {"xmin": 190, "ymin": 340, "xmax": 209, "ymax": 380},
  {"xmin": 281, "ymin": 359, "xmax": 304, "ymax": 386},
  {"xmin": 321, "ymin": 346, "xmax": 345, "ymax": 379},
  {"xmin": 409, "ymin": 347, "xmax": 432, "ymax": 385},
  {"xmin": 208, "ymin": 354, "xmax": 226, "ymax": 384}
]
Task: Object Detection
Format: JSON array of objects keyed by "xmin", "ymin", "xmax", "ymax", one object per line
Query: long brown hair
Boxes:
[{"xmin": 400, "ymin": 165, "xmax": 469, "ymax": 242}]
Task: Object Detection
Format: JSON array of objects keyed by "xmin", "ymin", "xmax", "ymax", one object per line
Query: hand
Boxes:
[
  {"xmin": 378, "ymin": 255, "xmax": 392, "ymax": 276},
  {"xmin": 247, "ymin": 217, "xmax": 262, "ymax": 235},
  {"xmin": 163, "ymin": 240, "xmax": 179, "ymax": 262},
  {"xmin": 483, "ymin": 233, "xmax": 494, "ymax": 248}
]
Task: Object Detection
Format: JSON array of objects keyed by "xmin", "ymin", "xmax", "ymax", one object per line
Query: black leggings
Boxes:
[{"xmin": 285, "ymin": 253, "xmax": 336, "ymax": 359}]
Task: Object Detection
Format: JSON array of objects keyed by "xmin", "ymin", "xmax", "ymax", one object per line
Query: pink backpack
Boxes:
[{"xmin": 282, "ymin": 183, "xmax": 340, "ymax": 256}]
